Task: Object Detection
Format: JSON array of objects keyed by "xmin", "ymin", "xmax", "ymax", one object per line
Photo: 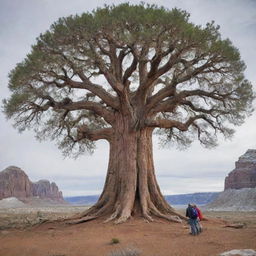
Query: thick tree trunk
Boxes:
[{"xmin": 70, "ymin": 115, "xmax": 185, "ymax": 224}]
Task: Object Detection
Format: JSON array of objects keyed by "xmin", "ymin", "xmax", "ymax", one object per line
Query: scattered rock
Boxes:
[
  {"xmin": 219, "ymin": 249, "xmax": 256, "ymax": 256},
  {"xmin": 224, "ymin": 223, "xmax": 245, "ymax": 229},
  {"xmin": 0, "ymin": 197, "xmax": 26, "ymax": 208}
]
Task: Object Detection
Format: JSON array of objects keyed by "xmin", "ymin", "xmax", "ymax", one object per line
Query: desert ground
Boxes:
[{"xmin": 0, "ymin": 206, "xmax": 255, "ymax": 256}]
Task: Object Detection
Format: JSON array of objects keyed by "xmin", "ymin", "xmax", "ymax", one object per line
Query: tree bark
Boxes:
[{"xmin": 70, "ymin": 115, "xmax": 185, "ymax": 224}]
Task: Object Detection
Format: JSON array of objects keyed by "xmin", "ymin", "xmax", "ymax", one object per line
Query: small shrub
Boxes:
[
  {"xmin": 111, "ymin": 238, "xmax": 120, "ymax": 244},
  {"xmin": 36, "ymin": 211, "xmax": 43, "ymax": 218},
  {"xmin": 108, "ymin": 247, "xmax": 141, "ymax": 256}
]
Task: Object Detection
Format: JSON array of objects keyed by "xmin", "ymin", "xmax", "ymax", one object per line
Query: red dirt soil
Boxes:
[{"xmin": 0, "ymin": 216, "xmax": 255, "ymax": 256}]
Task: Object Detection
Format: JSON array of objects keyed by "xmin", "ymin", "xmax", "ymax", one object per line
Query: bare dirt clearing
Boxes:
[{"xmin": 0, "ymin": 208, "xmax": 255, "ymax": 256}]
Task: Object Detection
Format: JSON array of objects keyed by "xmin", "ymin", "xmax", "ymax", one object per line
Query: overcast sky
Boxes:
[{"xmin": 0, "ymin": 0, "xmax": 255, "ymax": 197}]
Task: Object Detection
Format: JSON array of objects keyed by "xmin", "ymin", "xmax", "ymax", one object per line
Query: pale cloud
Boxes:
[{"xmin": 0, "ymin": 0, "xmax": 255, "ymax": 197}]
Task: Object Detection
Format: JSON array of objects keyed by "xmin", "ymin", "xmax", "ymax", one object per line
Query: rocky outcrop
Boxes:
[
  {"xmin": 224, "ymin": 149, "xmax": 256, "ymax": 190},
  {"xmin": 0, "ymin": 197, "xmax": 26, "ymax": 208},
  {"xmin": 31, "ymin": 180, "xmax": 63, "ymax": 201},
  {"xmin": 0, "ymin": 166, "xmax": 64, "ymax": 202},
  {"xmin": 0, "ymin": 166, "xmax": 32, "ymax": 199}
]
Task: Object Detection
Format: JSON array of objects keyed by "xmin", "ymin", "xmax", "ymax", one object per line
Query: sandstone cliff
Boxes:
[
  {"xmin": 0, "ymin": 166, "xmax": 32, "ymax": 199},
  {"xmin": 224, "ymin": 149, "xmax": 256, "ymax": 190},
  {"xmin": 31, "ymin": 180, "xmax": 63, "ymax": 200},
  {"xmin": 0, "ymin": 166, "xmax": 64, "ymax": 202}
]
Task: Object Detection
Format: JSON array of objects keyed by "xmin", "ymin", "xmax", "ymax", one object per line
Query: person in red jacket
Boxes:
[{"xmin": 193, "ymin": 204, "xmax": 203, "ymax": 232}]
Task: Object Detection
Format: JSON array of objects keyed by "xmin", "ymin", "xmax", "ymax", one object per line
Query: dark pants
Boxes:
[{"xmin": 188, "ymin": 219, "xmax": 199, "ymax": 235}]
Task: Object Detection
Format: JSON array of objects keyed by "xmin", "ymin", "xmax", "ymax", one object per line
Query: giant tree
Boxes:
[{"xmin": 3, "ymin": 4, "xmax": 254, "ymax": 224}]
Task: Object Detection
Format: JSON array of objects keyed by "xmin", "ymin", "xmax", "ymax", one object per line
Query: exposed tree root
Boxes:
[
  {"xmin": 66, "ymin": 215, "xmax": 97, "ymax": 224},
  {"xmin": 62, "ymin": 203, "xmax": 185, "ymax": 225},
  {"xmin": 142, "ymin": 213, "xmax": 154, "ymax": 222},
  {"xmin": 114, "ymin": 215, "xmax": 131, "ymax": 224},
  {"xmin": 103, "ymin": 208, "xmax": 120, "ymax": 223}
]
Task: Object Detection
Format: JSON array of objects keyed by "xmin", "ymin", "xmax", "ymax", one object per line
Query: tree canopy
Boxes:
[{"xmin": 4, "ymin": 3, "xmax": 254, "ymax": 155}]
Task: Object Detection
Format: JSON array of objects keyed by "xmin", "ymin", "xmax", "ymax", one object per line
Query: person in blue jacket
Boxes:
[{"xmin": 186, "ymin": 203, "xmax": 200, "ymax": 235}]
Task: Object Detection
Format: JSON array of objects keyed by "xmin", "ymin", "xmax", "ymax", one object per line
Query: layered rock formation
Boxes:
[
  {"xmin": 32, "ymin": 180, "xmax": 63, "ymax": 201},
  {"xmin": 0, "ymin": 166, "xmax": 32, "ymax": 199},
  {"xmin": 224, "ymin": 149, "xmax": 256, "ymax": 190},
  {"xmin": 0, "ymin": 166, "xmax": 64, "ymax": 202}
]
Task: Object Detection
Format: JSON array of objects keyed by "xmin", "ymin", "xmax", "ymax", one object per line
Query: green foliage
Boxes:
[
  {"xmin": 3, "ymin": 93, "xmax": 30, "ymax": 118},
  {"xmin": 3, "ymin": 2, "xmax": 254, "ymax": 155},
  {"xmin": 111, "ymin": 238, "xmax": 120, "ymax": 244}
]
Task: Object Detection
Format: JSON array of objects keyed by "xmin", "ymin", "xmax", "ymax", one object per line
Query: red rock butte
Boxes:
[
  {"xmin": 225, "ymin": 149, "xmax": 256, "ymax": 190},
  {"xmin": 0, "ymin": 166, "xmax": 64, "ymax": 201}
]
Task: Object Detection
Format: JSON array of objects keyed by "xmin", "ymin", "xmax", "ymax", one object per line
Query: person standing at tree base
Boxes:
[{"xmin": 186, "ymin": 203, "xmax": 199, "ymax": 235}]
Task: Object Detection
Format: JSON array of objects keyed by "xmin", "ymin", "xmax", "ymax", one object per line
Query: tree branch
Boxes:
[
  {"xmin": 122, "ymin": 52, "xmax": 138, "ymax": 86},
  {"xmin": 146, "ymin": 115, "xmax": 205, "ymax": 130},
  {"xmin": 53, "ymin": 100, "xmax": 115, "ymax": 125},
  {"xmin": 149, "ymin": 88, "xmax": 234, "ymax": 115},
  {"xmin": 76, "ymin": 72, "xmax": 119, "ymax": 110},
  {"xmin": 88, "ymin": 41, "xmax": 123, "ymax": 94},
  {"xmin": 36, "ymin": 49, "xmax": 120, "ymax": 110},
  {"xmin": 27, "ymin": 93, "xmax": 115, "ymax": 125},
  {"xmin": 77, "ymin": 126, "xmax": 114, "ymax": 142},
  {"xmin": 146, "ymin": 79, "xmax": 177, "ymax": 113},
  {"xmin": 181, "ymin": 100, "xmax": 230, "ymax": 116}
]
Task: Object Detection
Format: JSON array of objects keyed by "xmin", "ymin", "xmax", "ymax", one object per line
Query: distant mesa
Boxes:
[
  {"xmin": 225, "ymin": 149, "xmax": 256, "ymax": 190},
  {"xmin": 32, "ymin": 179, "xmax": 63, "ymax": 201},
  {"xmin": 0, "ymin": 166, "xmax": 65, "ymax": 203},
  {"xmin": 65, "ymin": 192, "xmax": 220, "ymax": 206}
]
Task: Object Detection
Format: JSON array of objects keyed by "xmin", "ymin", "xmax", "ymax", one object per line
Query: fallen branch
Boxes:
[{"xmin": 224, "ymin": 223, "xmax": 245, "ymax": 229}]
